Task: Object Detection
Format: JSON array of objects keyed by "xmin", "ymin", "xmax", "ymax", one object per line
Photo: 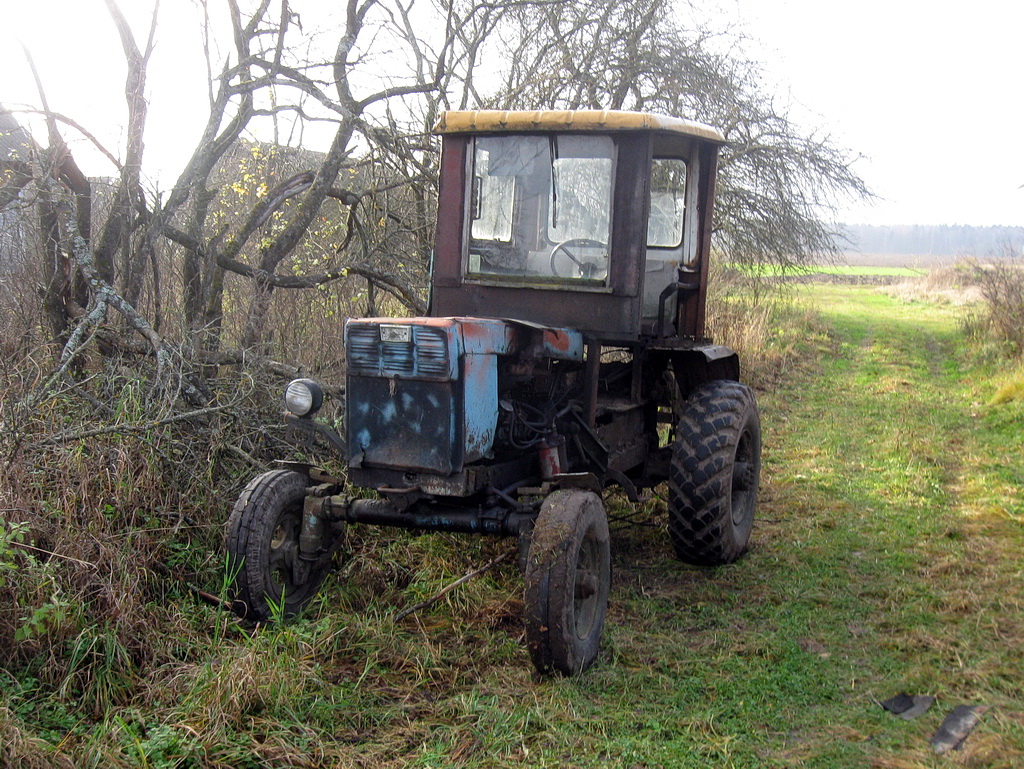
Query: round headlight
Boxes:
[{"xmin": 285, "ymin": 379, "xmax": 324, "ymax": 417}]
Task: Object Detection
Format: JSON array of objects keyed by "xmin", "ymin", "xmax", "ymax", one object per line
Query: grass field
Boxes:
[
  {"xmin": 839, "ymin": 253, "xmax": 965, "ymax": 269},
  {"xmin": 805, "ymin": 265, "xmax": 926, "ymax": 277},
  {"xmin": 739, "ymin": 263, "xmax": 929, "ymax": 279},
  {"xmin": 3, "ymin": 282, "xmax": 1022, "ymax": 768}
]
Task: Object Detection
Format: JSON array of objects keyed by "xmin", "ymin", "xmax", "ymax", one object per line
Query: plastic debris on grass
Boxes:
[
  {"xmin": 930, "ymin": 705, "xmax": 987, "ymax": 754},
  {"xmin": 881, "ymin": 692, "xmax": 935, "ymax": 721}
]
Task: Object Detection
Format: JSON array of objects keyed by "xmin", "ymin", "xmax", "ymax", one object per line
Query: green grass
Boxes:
[
  {"xmin": 807, "ymin": 265, "xmax": 925, "ymax": 277},
  {"xmin": 2, "ymin": 283, "xmax": 1022, "ymax": 768},
  {"xmin": 733, "ymin": 264, "xmax": 927, "ymax": 278}
]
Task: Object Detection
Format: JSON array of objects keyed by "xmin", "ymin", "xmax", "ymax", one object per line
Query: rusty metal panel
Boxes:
[
  {"xmin": 456, "ymin": 317, "xmax": 519, "ymax": 355},
  {"xmin": 457, "ymin": 317, "xmax": 525, "ymax": 463},
  {"xmin": 347, "ymin": 377, "xmax": 461, "ymax": 475},
  {"xmin": 345, "ymin": 316, "xmax": 543, "ymax": 474},
  {"xmin": 346, "ymin": 319, "xmax": 458, "ymax": 380},
  {"xmin": 495, "ymin": 319, "xmax": 584, "ymax": 360},
  {"xmin": 609, "ymin": 132, "xmax": 650, "ymax": 303},
  {"xmin": 432, "ymin": 284, "xmax": 640, "ymax": 344},
  {"xmin": 535, "ymin": 326, "xmax": 584, "ymax": 360},
  {"xmin": 432, "ymin": 135, "xmax": 469, "ymax": 293},
  {"xmin": 462, "ymin": 352, "xmax": 498, "ymax": 463}
]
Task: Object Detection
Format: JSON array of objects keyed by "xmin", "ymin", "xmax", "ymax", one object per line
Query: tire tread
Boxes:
[
  {"xmin": 667, "ymin": 381, "xmax": 760, "ymax": 565},
  {"xmin": 226, "ymin": 469, "xmax": 323, "ymax": 621}
]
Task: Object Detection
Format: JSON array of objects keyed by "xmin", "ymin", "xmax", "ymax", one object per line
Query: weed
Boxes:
[
  {"xmin": 988, "ymin": 366, "xmax": 1024, "ymax": 405},
  {"xmin": 0, "ymin": 519, "xmax": 29, "ymax": 587},
  {"xmin": 15, "ymin": 590, "xmax": 72, "ymax": 643},
  {"xmin": 0, "ymin": 705, "xmax": 75, "ymax": 769},
  {"xmin": 958, "ymin": 256, "xmax": 1024, "ymax": 355},
  {"xmin": 883, "ymin": 262, "xmax": 980, "ymax": 306},
  {"xmin": 990, "ymin": 381, "xmax": 1024, "ymax": 405}
]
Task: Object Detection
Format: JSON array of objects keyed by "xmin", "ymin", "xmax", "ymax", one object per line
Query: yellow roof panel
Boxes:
[{"xmin": 433, "ymin": 109, "xmax": 725, "ymax": 143}]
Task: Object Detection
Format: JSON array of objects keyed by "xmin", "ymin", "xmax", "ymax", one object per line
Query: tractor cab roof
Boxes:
[{"xmin": 433, "ymin": 109, "xmax": 725, "ymax": 145}]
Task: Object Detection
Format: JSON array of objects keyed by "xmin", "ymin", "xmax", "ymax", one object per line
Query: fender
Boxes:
[{"xmin": 669, "ymin": 343, "xmax": 741, "ymax": 395}]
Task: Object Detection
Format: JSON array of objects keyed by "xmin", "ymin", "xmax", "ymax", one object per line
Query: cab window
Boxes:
[
  {"xmin": 468, "ymin": 134, "xmax": 614, "ymax": 283},
  {"xmin": 647, "ymin": 158, "xmax": 687, "ymax": 248}
]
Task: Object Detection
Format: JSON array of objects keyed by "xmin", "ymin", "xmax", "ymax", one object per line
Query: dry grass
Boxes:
[
  {"xmin": 988, "ymin": 369, "xmax": 1024, "ymax": 405},
  {"xmin": 0, "ymin": 707, "xmax": 75, "ymax": 769},
  {"xmin": 961, "ymin": 259, "xmax": 1024, "ymax": 355},
  {"xmin": 883, "ymin": 264, "xmax": 983, "ymax": 306},
  {"xmin": 705, "ymin": 264, "xmax": 826, "ymax": 389}
]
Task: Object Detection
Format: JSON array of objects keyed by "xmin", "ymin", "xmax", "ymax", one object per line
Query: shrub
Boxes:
[{"xmin": 959, "ymin": 255, "xmax": 1024, "ymax": 356}]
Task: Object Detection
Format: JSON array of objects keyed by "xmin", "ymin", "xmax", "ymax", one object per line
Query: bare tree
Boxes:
[
  {"xmin": 7, "ymin": 0, "xmax": 870, "ymax": 409},
  {"xmin": 490, "ymin": 0, "xmax": 871, "ymax": 271},
  {"xmin": 11, "ymin": 0, "xmax": 523, "ymax": 377}
]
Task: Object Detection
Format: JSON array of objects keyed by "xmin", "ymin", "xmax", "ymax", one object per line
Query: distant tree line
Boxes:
[{"xmin": 841, "ymin": 224, "xmax": 1024, "ymax": 257}]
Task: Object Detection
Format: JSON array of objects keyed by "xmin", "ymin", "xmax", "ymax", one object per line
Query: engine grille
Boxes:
[{"xmin": 346, "ymin": 323, "xmax": 452, "ymax": 379}]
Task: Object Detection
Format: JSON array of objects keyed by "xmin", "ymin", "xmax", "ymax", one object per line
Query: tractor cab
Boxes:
[{"xmin": 430, "ymin": 110, "xmax": 725, "ymax": 342}]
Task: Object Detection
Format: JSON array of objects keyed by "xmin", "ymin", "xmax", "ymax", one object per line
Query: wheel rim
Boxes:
[
  {"xmin": 267, "ymin": 511, "xmax": 304, "ymax": 601},
  {"xmin": 731, "ymin": 426, "xmax": 756, "ymax": 527},
  {"xmin": 573, "ymin": 530, "xmax": 602, "ymax": 640}
]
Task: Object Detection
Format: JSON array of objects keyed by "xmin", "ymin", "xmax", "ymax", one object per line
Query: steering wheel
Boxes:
[{"xmin": 548, "ymin": 238, "xmax": 608, "ymax": 279}]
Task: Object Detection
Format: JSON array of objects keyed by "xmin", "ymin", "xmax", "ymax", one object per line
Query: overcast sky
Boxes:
[
  {"xmin": 726, "ymin": 0, "xmax": 1024, "ymax": 227},
  {"xmin": 2, "ymin": 0, "xmax": 1022, "ymax": 227}
]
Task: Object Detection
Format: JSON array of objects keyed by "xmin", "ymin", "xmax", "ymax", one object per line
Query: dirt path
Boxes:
[{"xmin": 752, "ymin": 284, "xmax": 1024, "ymax": 766}]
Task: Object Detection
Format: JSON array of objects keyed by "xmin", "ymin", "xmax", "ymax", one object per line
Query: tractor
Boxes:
[{"xmin": 226, "ymin": 109, "xmax": 762, "ymax": 676}]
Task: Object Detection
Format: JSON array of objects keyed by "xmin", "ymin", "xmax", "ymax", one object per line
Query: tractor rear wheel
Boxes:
[
  {"xmin": 668, "ymin": 381, "xmax": 761, "ymax": 565},
  {"xmin": 226, "ymin": 469, "xmax": 330, "ymax": 621},
  {"xmin": 524, "ymin": 490, "xmax": 611, "ymax": 676}
]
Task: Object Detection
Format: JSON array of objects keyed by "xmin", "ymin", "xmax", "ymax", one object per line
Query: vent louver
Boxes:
[{"xmin": 346, "ymin": 323, "xmax": 451, "ymax": 379}]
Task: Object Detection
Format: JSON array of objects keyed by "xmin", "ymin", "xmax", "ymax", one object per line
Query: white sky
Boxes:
[
  {"xmin": 1, "ymin": 0, "xmax": 212, "ymax": 182},
  {"xmin": 2, "ymin": 0, "xmax": 1022, "ymax": 227},
  {"xmin": 725, "ymin": 0, "xmax": 1024, "ymax": 226}
]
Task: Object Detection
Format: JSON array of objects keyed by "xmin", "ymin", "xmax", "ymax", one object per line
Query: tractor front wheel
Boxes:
[
  {"xmin": 668, "ymin": 381, "xmax": 761, "ymax": 565},
  {"xmin": 524, "ymin": 490, "xmax": 611, "ymax": 676},
  {"xmin": 226, "ymin": 469, "xmax": 331, "ymax": 621}
]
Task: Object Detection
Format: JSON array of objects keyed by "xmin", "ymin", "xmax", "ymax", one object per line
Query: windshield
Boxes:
[{"xmin": 468, "ymin": 134, "xmax": 615, "ymax": 282}]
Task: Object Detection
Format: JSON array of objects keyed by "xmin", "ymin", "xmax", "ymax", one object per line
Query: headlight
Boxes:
[{"xmin": 285, "ymin": 379, "xmax": 324, "ymax": 417}]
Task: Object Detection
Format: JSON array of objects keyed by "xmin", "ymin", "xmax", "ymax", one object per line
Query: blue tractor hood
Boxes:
[{"xmin": 344, "ymin": 317, "xmax": 583, "ymax": 476}]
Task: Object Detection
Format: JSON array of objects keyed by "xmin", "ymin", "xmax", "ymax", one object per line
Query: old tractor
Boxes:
[{"xmin": 226, "ymin": 110, "xmax": 762, "ymax": 676}]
